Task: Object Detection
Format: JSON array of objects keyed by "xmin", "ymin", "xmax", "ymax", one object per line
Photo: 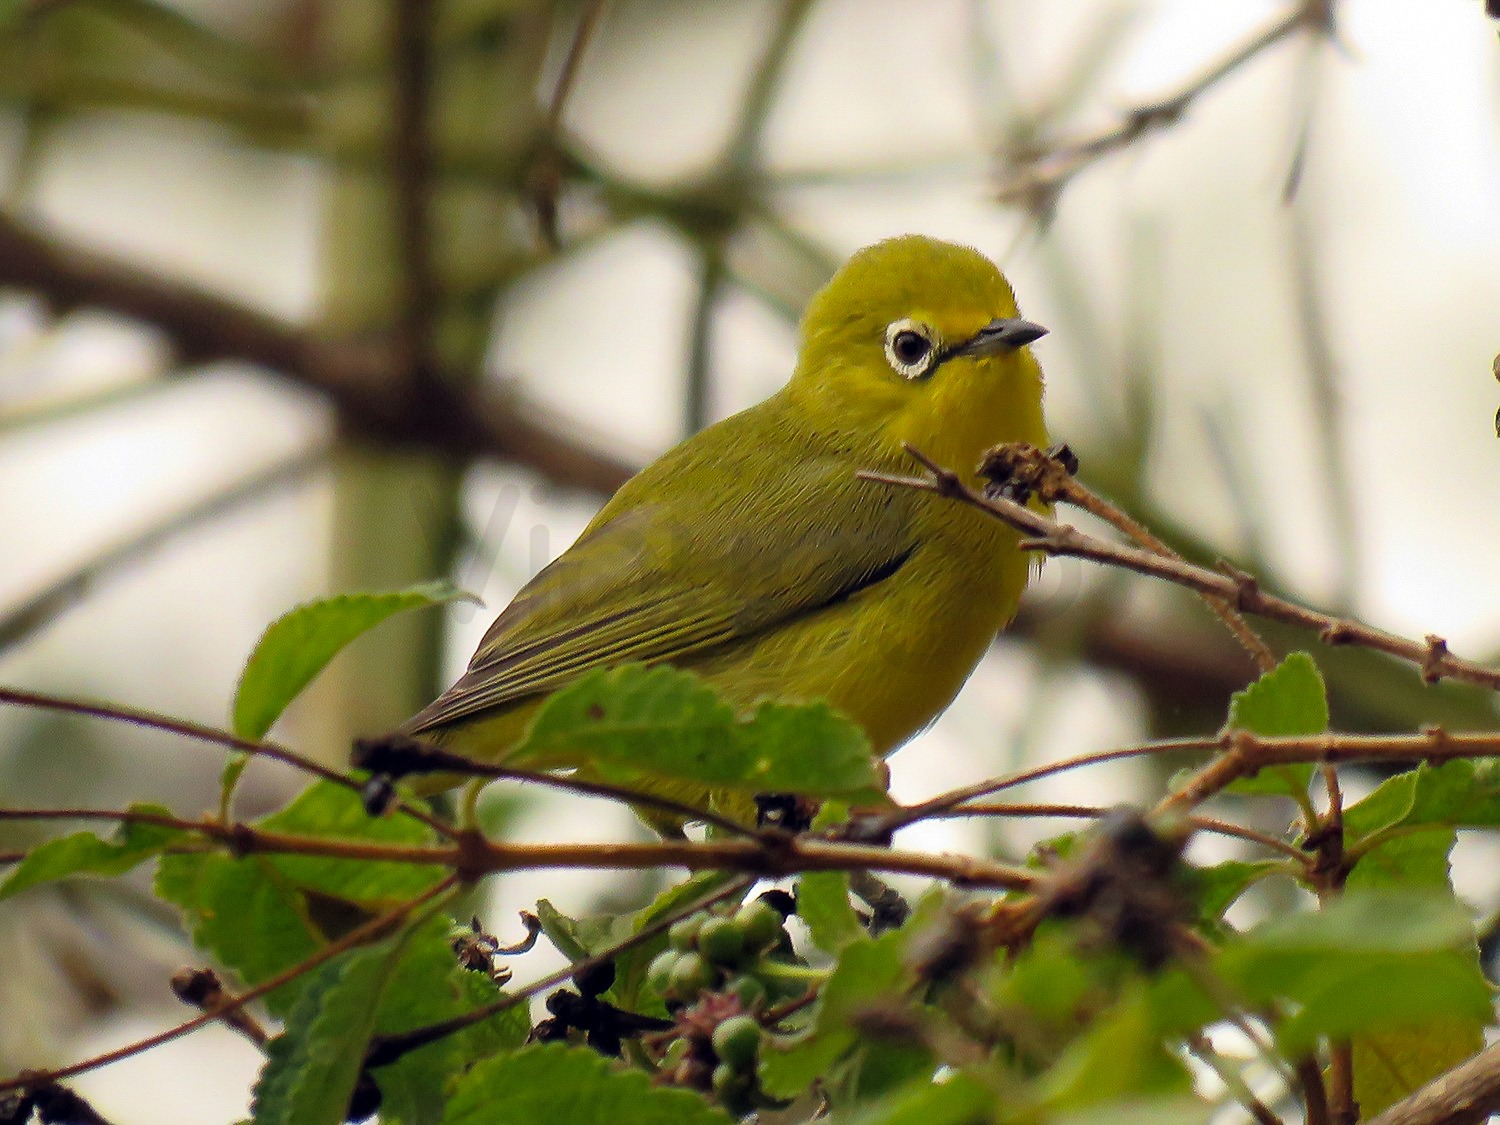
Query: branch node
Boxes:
[
  {"xmin": 902, "ymin": 443, "xmax": 965, "ymax": 498},
  {"xmin": 225, "ymin": 822, "xmax": 255, "ymax": 859},
  {"xmin": 1421, "ymin": 634, "xmax": 1450, "ymax": 684},
  {"xmin": 170, "ymin": 967, "xmax": 268, "ymax": 1047},
  {"xmin": 1216, "ymin": 561, "xmax": 1261, "ymax": 611},
  {"xmin": 454, "ymin": 829, "xmax": 492, "ymax": 885},
  {"xmin": 1319, "ymin": 621, "xmax": 1356, "ymax": 646}
]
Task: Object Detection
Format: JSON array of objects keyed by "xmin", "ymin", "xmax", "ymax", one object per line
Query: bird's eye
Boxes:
[{"xmin": 884, "ymin": 319, "xmax": 937, "ymax": 380}]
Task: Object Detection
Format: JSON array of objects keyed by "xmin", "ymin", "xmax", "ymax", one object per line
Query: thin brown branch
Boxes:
[
  {"xmin": 942, "ymin": 801, "xmax": 1308, "ymax": 862},
  {"xmin": 529, "ymin": 0, "xmax": 609, "ymax": 247},
  {"xmin": 0, "ymin": 212, "xmax": 633, "ymax": 493},
  {"xmin": 170, "ymin": 967, "xmax": 270, "ymax": 1048},
  {"xmin": 0, "ymin": 684, "xmax": 454, "ymax": 838},
  {"xmin": 725, "ymin": 0, "xmax": 816, "ymax": 170},
  {"xmin": 0, "ymin": 874, "xmax": 459, "ymax": 1095},
  {"xmin": 0, "ymin": 803, "xmax": 1038, "ymax": 889},
  {"xmin": 1328, "ymin": 1042, "xmax": 1357, "ymax": 1125},
  {"xmin": 1160, "ymin": 729, "xmax": 1500, "ymax": 813},
  {"xmin": 0, "ymin": 447, "xmax": 326, "ymax": 654},
  {"xmin": 877, "ymin": 736, "xmax": 1213, "ymax": 833},
  {"xmin": 891, "ymin": 726, "xmax": 1500, "ymax": 835},
  {"xmin": 862, "ymin": 447, "xmax": 1500, "ymax": 692},
  {"xmin": 988, "ymin": 443, "xmax": 1275, "ymax": 672},
  {"xmin": 997, "ymin": 0, "xmax": 1336, "ymax": 211},
  {"xmin": 682, "ymin": 248, "xmax": 726, "ymax": 435},
  {"xmin": 1299, "ymin": 1055, "xmax": 1333, "ymax": 1125},
  {"xmin": 353, "ymin": 736, "xmax": 755, "ymax": 837}
]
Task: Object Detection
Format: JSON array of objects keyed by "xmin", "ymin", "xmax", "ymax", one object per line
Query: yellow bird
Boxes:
[{"xmin": 399, "ymin": 235, "xmax": 1048, "ymax": 809}]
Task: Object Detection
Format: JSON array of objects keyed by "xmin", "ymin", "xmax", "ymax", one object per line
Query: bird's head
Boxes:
[{"xmin": 789, "ymin": 235, "xmax": 1048, "ymax": 470}]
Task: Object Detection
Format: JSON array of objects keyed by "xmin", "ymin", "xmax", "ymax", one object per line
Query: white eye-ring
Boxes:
[{"xmin": 884, "ymin": 319, "xmax": 939, "ymax": 380}]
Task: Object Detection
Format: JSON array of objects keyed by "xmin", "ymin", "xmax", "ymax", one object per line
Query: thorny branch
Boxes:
[
  {"xmin": 982, "ymin": 442, "xmax": 1276, "ymax": 672},
  {"xmin": 0, "ymin": 802, "xmax": 1039, "ymax": 891},
  {"xmin": 861, "ymin": 444, "xmax": 1500, "ymax": 693}
]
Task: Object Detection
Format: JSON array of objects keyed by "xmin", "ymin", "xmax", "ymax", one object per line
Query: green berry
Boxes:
[
  {"xmin": 735, "ymin": 901, "xmax": 783, "ymax": 953},
  {"xmin": 669, "ymin": 915, "xmax": 705, "ymax": 951},
  {"xmin": 711, "ymin": 1015, "xmax": 761, "ymax": 1069},
  {"xmin": 728, "ymin": 974, "xmax": 767, "ymax": 1011},
  {"xmin": 646, "ymin": 950, "xmax": 678, "ymax": 996},
  {"xmin": 668, "ymin": 951, "xmax": 715, "ymax": 1000},
  {"xmin": 697, "ymin": 916, "xmax": 746, "ymax": 965}
]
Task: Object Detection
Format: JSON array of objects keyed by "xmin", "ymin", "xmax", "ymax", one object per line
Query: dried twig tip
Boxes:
[{"xmin": 977, "ymin": 441, "xmax": 1078, "ymax": 505}]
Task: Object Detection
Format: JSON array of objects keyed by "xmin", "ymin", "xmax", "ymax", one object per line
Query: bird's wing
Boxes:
[{"xmin": 402, "ymin": 458, "xmax": 916, "ymax": 734}]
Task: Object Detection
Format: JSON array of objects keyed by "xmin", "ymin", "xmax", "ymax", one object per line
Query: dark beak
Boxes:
[{"xmin": 954, "ymin": 317, "xmax": 1049, "ymax": 357}]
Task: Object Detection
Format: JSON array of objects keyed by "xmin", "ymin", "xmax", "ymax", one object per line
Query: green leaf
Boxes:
[
  {"xmin": 1345, "ymin": 761, "xmax": 1500, "ymax": 840},
  {"xmin": 369, "ymin": 918, "xmax": 530, "ymax": 1125},
  {"xmin": 251, "ymin": 941, "xmax": 400, "ymax": 1125},
  {"xmin": 1218, "ymin": 890, "xmax": 1490, "ymax": 1052},
  {"xmin": 1347, "ymin": 828, "xmax": 1455, "ymax": 890},
  {"xmin": 833, "ymin": 1035, "xmax": 936, "ymax": 1102},
  {"xmin": 1223, "ymin": 652, "xmax": 1327, "ymax": 798},
  {"xmin": 1, "ymin": 805, "xmax": 186, "ymax": 900},
  {"xmin": 233, "ymin": 582, "xmax": 473, "ymax": 740},
  {"xmin": 799, "ymin": 803, "xmax": 868, "ymax": 956},
  {"xmin": 1038, "ymin": 989, "xmax": 1193, "ymax": 1110},
  {"xmin": 535, "ymin": 898, "xmax": 621, "ymax": 963},
  {"xmin": 156, "ymin": 782, "xmax": 443, "ymax": 1015},
  {"xmin": 760, "ymin": 930, "xmax": 908, "ymax": 1099},
  {"xmin": 799, "ymin": 872, "xmax": 868, "ymax": 956},
  {"xmin": 156, "ymin": 849, "xmax": 323, "ymax": 1016},
  {"xmin": 994, "ymin": 927, "xmax": 1099, "ymax": 1025},
  {"xmin": 440, "ymin": 1043, "xmax": 733, "ymax": 1125},
  {"xmin": 1232, "ymin": 888, "xmax": 1472, "ymax": 954},
  {"xmin": 512, "ymin": 665, "xmax": 882, "ymax": 799},
  {"xmin": 254, "ymin": 782, "xmax": 445, "ymax": 903},
  {"xmin": 1187, "ymin": 858, "xmax": 1283, "ymax": 923},
  {"xmin": 1353, "ymin": 1020, "xmax": 1485, "ymax": 1117}
]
